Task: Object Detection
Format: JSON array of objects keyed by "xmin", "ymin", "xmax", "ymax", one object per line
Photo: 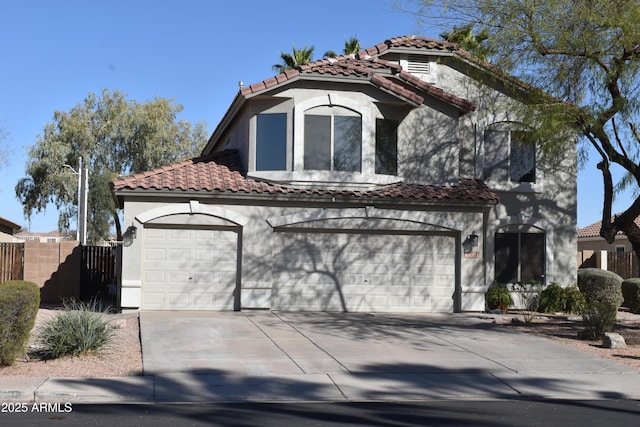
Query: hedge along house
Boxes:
[{"xmin": 110, "ymin": 36, "xmax": 577, "ymax": 312}]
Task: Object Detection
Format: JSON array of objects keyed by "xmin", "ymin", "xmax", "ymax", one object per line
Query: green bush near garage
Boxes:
[
  {"xmin": 622, "ymin": 278, "xmax": 640, "ymax": 314},
  {"xmin": 0, "ymin": 280, "xmax": 40, "ymax": 366}
]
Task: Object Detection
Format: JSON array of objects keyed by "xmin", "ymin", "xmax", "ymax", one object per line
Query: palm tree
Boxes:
[
  {"xmin": 272, "ymin": 45, "xmax": 315, "ymax": 73},
  {"xmin": 440, "ymin": 24, "xmax": 493, "ymax": 62},
  {"xmin": 323, "ymin": 36, "xmax": 362, "ymax": 59}
]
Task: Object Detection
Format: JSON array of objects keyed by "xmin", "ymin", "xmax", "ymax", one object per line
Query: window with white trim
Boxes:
[
  {"xmin": 303, "ymin": 106, "xmax": 362, "ymax": 172},
  {"xmin": 484, "ymin": 125, "xmax": 536, "ymax": 183}
]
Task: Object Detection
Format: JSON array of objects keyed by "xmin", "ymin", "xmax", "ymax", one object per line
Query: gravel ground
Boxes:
[
  {"xmin": 0, "ymin": 308, "xmax": 142, "ymax": 377},
  {"xmin": 0, "ymin": 309, "xmax": 638, "ymax": 377},
  {"xmin": 498, "ymin": 311, "xmax": 640, "ymax": 370}
]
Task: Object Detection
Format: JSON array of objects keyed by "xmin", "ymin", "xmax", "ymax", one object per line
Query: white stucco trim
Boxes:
[
  {"xmin": 267, "ymin": 206, "xmax": 462, "ymax": 231},
  {"xmin": 135, "ymin": 200, "xmax": 249, "ymax": 226},
  {"xmin": 487, "ymin": 213, "xmax": 555, "ymax": 283}
]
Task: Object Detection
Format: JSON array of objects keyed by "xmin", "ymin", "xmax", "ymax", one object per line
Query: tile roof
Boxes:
[
  {"xmin": 240, "ymin": 51, "xmax": 475, "ymax": 112},
  {"xmin": 110, "ymin": 150, "xmax": 499, "ymax": 205},
  {"xmin": 578, "ymin": 216, "xmax": 640, "ymax": 238}
]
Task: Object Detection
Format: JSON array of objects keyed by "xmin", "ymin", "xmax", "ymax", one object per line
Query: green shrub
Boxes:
[
  {"xmin": 564, "ymin": 286, "xmax": 586, "ymax": 314},
  {"xmin": 0, "ymin": 280, "xmax": 40, "ymax": 366},
  {"xmin": 538, "ymin": 283, "xmax": 585, "ymax": 314},
  {"xmin": 539, "ymin": 283, "xmax": 567, "ymax": 313},
  {"xmin": 486, "ymin": 284, "xmax": 512, "ymax": 312},
  {"xmin": 580, "ymin": 301, "xmax": 618, "ymax": 340},
  {"xmin": 621, "ymin": 278, "xmax": 640, "ymax": 314},
  {"xmin": 577, "ymin": 268, "xmax": 623, "ymax": 308},
  {"xmin": 577, "ymin": 269, "xmax": 623, "ymax": 341},
  {"xmin": 36, "ymin": 299, "xmax": 116, "ymax": 360}
]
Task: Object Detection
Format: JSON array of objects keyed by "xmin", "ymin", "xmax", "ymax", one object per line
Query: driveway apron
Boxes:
[{"xmin": 139, "ymin": 311, "xmax": 640, "ymax": 401}]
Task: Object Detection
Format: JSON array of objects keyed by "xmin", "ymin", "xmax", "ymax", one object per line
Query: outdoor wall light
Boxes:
[
  {"xmin": 467, "ymin": 232, "xmax": 479, "ymax": 247},
  {"xmin": 127, "ymin": 224, "xmax": 137, "ymax": 240}
]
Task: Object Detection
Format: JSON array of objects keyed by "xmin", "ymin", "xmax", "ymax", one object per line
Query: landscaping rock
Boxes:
[{"xmin": 603, "ymin": 333, "xmax": 627, "ymax": 349}]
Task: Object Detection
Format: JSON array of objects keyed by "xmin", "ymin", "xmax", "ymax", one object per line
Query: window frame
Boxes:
[
  {"xmin": 483, "ymin": 122, "xmax": 538, "ymax": 188},
  {"xmin": 494, "ymin": 230, "xmax": 545, "ymax": 285},
  {"xmin": 255, "ymin": 113, "xmax": 288, "ymax": 171},
  {"xmin": 303, "ymin": 107, "xmax": 362, "ymax": 172}
]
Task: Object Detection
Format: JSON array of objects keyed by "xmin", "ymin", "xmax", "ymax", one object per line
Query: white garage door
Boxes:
[
  {"xmin": 272, "ymin": 232, "xmax": 457, "ymax": 312},
  {"xmin": 142, "ymin": 227, "xmax": 238, "ymax": 310}
]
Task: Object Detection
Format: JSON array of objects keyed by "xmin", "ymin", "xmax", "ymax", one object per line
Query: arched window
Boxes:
[{"xmin": 303, "ymin": 105, "xmax": 362, "ymax": 172}]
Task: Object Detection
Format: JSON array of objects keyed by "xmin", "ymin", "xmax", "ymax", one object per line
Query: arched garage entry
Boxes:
[
  {"xmin": 267, "ymin": 207, "xmax": 462, "ymax": 313},
  {"xmin": 135, "ymin": 201, "xmax": 247, "ymax": 311}
]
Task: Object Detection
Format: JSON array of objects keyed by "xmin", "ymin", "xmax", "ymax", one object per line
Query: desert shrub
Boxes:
[
  {"xmin": 577, "ymin": 268, "xmax": 623, "ymax": 308},
  {"xmin": 580, "ymin": 302, "xmax": 618, "ymax": 340},
  {"xmin": 577, "ymin": 269, "xmax": 623, "ymax": 341},
  {"xmin": 512, "ymin": 280, "xmax": 544, "ymax": 322},
  {"xmin": 36, "ymin": 299, "xmax": 116, "ymax": 360},
  {"xmin": 0, "ymin": 280, "xmax": 40, "ymax": 366},
  {"xmin": 486, "ymin": 283, "xmax": 512, "ymax": 312},
  {"xmin": 539, "ymin": 283, "xmax": 585, "ymax": 314},
  {"xmin": 621, "ymin": 278, "xmax": 640, "ymax": 314}
]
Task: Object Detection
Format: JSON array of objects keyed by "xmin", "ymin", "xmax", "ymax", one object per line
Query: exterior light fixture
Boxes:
[
  {"xmin": 127, "ymin": 224, "xmax": 137, "ymax": 239},
  {"xmin": 468, "ymin": 232, "xmax": 479, "ymax": 247}
]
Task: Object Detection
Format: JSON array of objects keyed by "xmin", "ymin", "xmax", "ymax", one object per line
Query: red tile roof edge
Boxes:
[
  {"xmin": 110, "ymin": 150, "xmax": 499, "ymax": 204},
  {"xmin": 578, "ymin": 216, "xmax": 640, "ymax": 239}
]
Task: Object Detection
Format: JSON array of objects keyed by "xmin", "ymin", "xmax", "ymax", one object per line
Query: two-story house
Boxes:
[{"xmin": 110, "ymin": 36, "xmax": 577, "ymax": 312}]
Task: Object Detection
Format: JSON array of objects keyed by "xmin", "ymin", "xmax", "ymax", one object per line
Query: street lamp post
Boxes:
[{"xmin": 63, "ymin": 160, "xmax": 89, "ymax": 245}]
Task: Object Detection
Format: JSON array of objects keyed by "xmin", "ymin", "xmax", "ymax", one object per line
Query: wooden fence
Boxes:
[
  {"xmin": 0, "ymin": 242, "xmax": 119, "ymax": 303},
  {"xmin": 607, "ymin": 252, "xmax": 639, "ymax": 279},
  {"xmin": 80, "ymin": 245, "xmax": 119, "ymax": 300},
  {"xmin": 0, "ymin": 242, "xmax": 23, "ymax": 282},
  {"xmin": 578, "ymin": 250, "xmax": 639, "ymax": 279}
]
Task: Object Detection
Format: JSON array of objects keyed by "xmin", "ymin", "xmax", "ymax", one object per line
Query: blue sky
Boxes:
[{"xmin": 0, "ymin": 0, "xmax": 632, "ymax": 232}]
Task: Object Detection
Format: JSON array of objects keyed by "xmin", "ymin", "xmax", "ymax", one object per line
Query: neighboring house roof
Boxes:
[
  {"xmin": 110, "ymin": 150, "xmax": 499, "ymax": 207},
  {"xmin": 0, "ymin": 216, "xmax": 21, "ymax": 234},
  {"xmin": 578, "ymin": 216, "xmax": 640, "ymax": 239}
]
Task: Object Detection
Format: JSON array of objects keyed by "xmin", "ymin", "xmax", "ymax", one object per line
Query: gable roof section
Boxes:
[
  {"xmin": 578, "ymin": 216, "xmax": 640, "ymax": 239},
  {"xmin": 205, "ymin": 34, "xmax": 545, "ymax": 154},
  {"xmin": 110, "ymin": 150, "xmax": 499, "ymax": 207},
  {"xmin": 240, "ymin": 55, "xmax": 475, "ymax": 111}
]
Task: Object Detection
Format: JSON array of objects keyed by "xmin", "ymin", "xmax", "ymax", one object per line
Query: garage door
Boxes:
[
  {"xmin": 272, "ymin": 231, "xmax": 456, "ymax": 312},
  {"xmin": 142, "ymin": 227, "xmax": 238, "ymax": 310}
]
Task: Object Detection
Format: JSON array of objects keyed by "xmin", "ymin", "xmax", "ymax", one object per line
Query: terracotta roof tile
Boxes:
[
  {"xmin": 578, "ymin": 216, "xmax": 640, "ymax": 238},
  {"xmin": 111, "ymin": 150, "xmax": 499, "ymax": 204},
  {"xmin": 239, "ymin": 53, "xmax": 474, "ymax": 111}
]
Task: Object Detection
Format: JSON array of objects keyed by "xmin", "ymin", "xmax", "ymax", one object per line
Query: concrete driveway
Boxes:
[{"xmin": 139, "ymin": 311, "xmax": 640, "ymax": 402}]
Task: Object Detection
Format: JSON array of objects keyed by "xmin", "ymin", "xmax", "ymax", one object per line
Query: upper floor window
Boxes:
[
  {"xmin": 484, "ymin": 126, "xmax": 535, "ymax": 183},
  {"xmin": 304, "ymin": 106, "xmax": 362, "ymax": 172},
  {"xmin": 256, "ymin": 113, "xmax": 287, "ymax": 171},
  {"xmin": 375, "ymin": 119, "xmax": 398, "ymax": 175}
]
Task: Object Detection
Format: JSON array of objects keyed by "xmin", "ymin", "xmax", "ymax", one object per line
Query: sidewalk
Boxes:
[
  {"xmin": 2, "ymin": 368, "xmax": 640, "ymax": 403},
  {"xmin": 1, "ymin": 312, "xmax": 639, "ymax": 403}
]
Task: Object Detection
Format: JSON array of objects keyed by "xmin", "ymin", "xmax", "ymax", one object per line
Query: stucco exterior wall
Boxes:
[{"xmin": 120, "ymin": 197, "xmax": 488, "ymax": 311}]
